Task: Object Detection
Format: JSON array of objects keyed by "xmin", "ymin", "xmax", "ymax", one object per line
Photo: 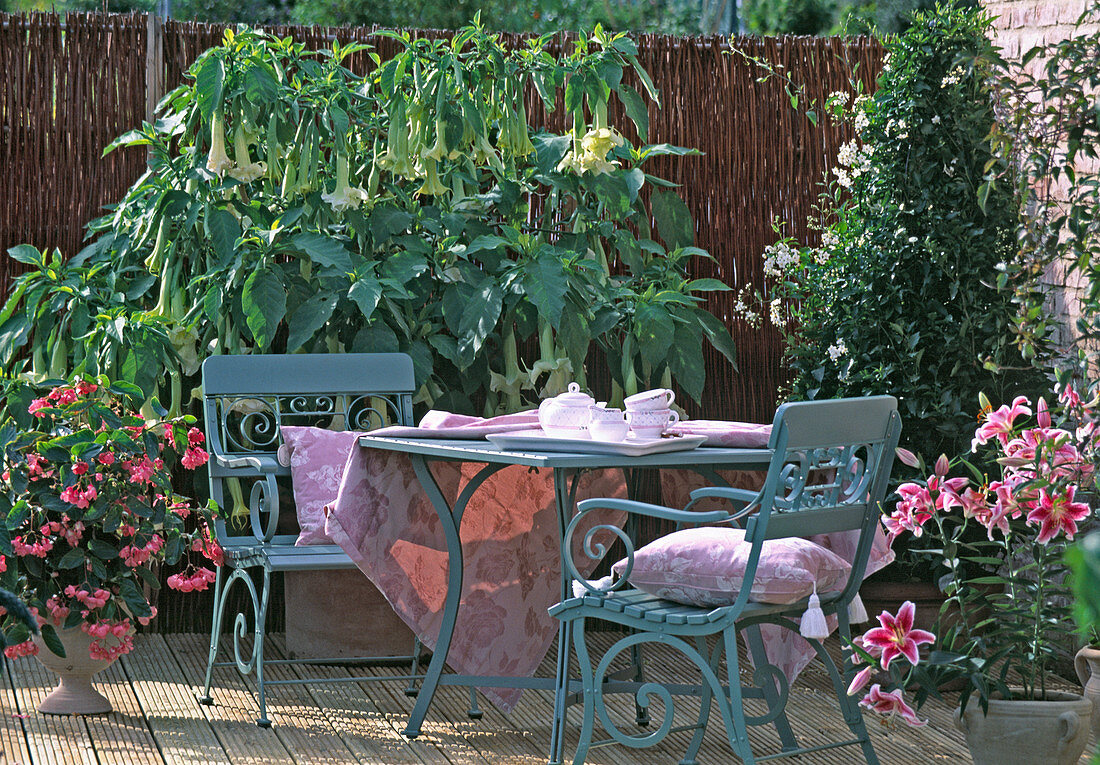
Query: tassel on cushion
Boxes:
[
  {"xmin": 799, "ymin": 584, "xmax": 830, "ymax": 640},
  {"xmin": 848, "ymin": 593, "xmax": 869, "ymax": 623},
  {"xmin": 572, "ymin": 574, "xmax": 615, "ymax": 599}
]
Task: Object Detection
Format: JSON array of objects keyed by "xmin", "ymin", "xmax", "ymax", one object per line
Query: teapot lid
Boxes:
[{"xmin": 552, "ymin": 382, "xmax": 595, "ymax": 404}]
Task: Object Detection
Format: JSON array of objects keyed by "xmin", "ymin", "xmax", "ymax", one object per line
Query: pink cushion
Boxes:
[
  {"xmin": 281, "ymin": 426, "xmax": 363, "ymax": 546},
  {"xmin": 611, "ymin": 526, "xmax": 851, "ymax": 607}
]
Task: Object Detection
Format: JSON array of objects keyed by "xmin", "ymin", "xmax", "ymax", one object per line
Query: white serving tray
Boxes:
[{"xmin": 486, "ymin": 429, "xmax": 707, "ymax": 457}]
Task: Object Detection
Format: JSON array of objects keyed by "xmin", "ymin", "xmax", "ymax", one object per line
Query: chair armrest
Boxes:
[
  {"xmin": 212, "ymin": 453, "xmax": 281, "ymax": 474},
  {"xmin": 576, "ymin": 497, "xmax": 733, "ymax": 525},
  {"xmin": 688, "ymin": 486, "xmax": 760, "ymax": 511}
]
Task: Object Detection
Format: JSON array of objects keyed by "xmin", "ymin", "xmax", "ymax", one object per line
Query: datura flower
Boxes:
[
  {"xmin": 556, "ymin": 150, "xmax": 584, "ymax": 174},
  {"xmin": 529, "ymin": 357, "xmax": 574, "ymax": 398},
  {"xmin": 581, "ymin": 127, "xmax": 624, "ymax": 158},
  {"xmin": 206, "ymin": 112, "xmax": 234, "ymax": 176},
  {"xmin": 321, "ymin": 153, "xmax": 369, "ymax": 212},
  {"xmin": 489, "ymin": 369, "xmax": 527, "ymax": 401},
  {"xmin": 228, "ymin": 124, "xmax": 267, "ymax": 183},
  {"xmin": 421, "ymin": 117, "xmax": 450, "ymax": 162},
  {"xmin": 577, "ymin": 152, "xmax": 619, "ymax": 175},
  {"xmin": 167, "ymin": 325, "xmax": 202, "ymax": 377},
  {"xmin": 416, "ymin": 158, "xmax": 448, "ymax": 196}
]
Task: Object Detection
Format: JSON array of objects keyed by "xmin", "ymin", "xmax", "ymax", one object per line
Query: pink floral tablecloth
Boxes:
[{"xmin": 323, "ymin": 445, "xmax": 626, "ymax": 711}]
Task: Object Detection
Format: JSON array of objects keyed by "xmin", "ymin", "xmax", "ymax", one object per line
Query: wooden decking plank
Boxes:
[
  {"xmin": 166, "ymin": 633, "xmax": 296, "ymax": 765},
  {"xmin": 265, "ymin": 635, "xmax": 435, "ymax": 765},
  {"xmin": 121, "ymin": 635, "xmax": 231, "ymax": 765},
  {"xmin": 80, "ymin": 659, "xmax": 162, "ymax": 765},
  {"xmin": 365, "ymin": 665, "xmax": 493, "ymax": 765},
  {"xmin": 5, "ymin": 653, "xmax": 96, "ymax": 765},
  {"xmin": 0, "ymin": 660, "xmax": 35, "ymax": 765},
  {"xmin": 228, "ymin": 637, "xmax": 362, "ymax": 765}
]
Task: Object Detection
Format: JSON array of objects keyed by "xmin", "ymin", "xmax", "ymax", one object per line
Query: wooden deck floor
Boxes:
[{"xmin": 0, "ymin": 631, "xmax": 1089, "ymax": 764}]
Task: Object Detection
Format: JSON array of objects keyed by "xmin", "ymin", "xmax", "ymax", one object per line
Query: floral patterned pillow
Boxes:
[
  {"xmin": 611, "ymin": 526, "xmax": 851, "ymax": 607},
  {"xmin": 281, "ymin": 426, "xmax": 364, "ymax": 546}
]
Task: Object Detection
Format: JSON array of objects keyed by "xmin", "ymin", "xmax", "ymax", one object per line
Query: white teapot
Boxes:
[{"xmin": 538, "ymin": 383, "xmax": 595, "ymax": 438}]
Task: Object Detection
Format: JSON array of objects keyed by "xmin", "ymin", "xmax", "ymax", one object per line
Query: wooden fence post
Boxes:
[{"xmin": 145, "ymin": 13, "xmax": 164, "ymax": 124}]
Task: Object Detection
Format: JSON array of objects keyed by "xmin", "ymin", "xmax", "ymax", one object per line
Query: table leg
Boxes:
[
  {"xmin": 402, "ymin": 457, "xmax": 506, "ymax": 739},
  {"xmin": 548, "ymin": 468, "xmax": 582, "ymax": 765}
]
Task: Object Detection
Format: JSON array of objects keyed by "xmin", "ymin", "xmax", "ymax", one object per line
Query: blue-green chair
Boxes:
[{"xmin": 550, "ymin": 396, "xmax": 901, "ymax": 765}]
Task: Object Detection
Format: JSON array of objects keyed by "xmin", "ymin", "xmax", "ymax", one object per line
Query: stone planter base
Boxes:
[
  {"xmin": 954, "ymin": 690, "xmax": 1092, "ymax": 765},
  {"xmin": 32, "ymin": 627, "xmax": 115, "ymax": 715}
]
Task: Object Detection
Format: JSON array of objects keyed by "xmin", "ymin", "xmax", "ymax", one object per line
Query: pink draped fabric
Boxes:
[{"xmin": 323, "ymin": 445, "xmax": 626, "ymax": 711}]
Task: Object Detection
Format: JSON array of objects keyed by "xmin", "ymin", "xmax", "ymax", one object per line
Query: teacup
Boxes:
[
  {"xmin": 624, "ymin": 388, "xmax": 676, "ymax": 411},
  {"xmin": 626, "ymin": 408, "xmax": 680, "ymax": 438},
  {"xmin": 588, "ymin": 406, "xmax": 629, "ymax": 442}
]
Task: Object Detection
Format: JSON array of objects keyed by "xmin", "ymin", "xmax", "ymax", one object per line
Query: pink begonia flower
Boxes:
[
  {"xmin": 859, "ymin": 684, "xmax": 927, "ymax": 727},
  {"xmin": 860, "ymin": 601, "xmax": 935, "ymax": 670},
  {"xmin": 1026, "ymin": 485, "xmax": 1091, "ymax": 544},
  {"xmin": 847, "ymin": 665, "xmax": 874, "ymax": 696},
  {"xmin": 181, "ymin": 446, "xmax": 209, "ymax": 469},
  {"xmin": 972, "ymin": 395, "xmax": 1032, "ymax": 451}
]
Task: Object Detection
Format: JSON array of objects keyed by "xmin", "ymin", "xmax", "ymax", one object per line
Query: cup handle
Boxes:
[
  {"xmin": 668, "ymin": 411, "xmax": 680, "ymax": 426},
  {"xmin": 666, "ymin": 390, "xmax": 676, "ymax": 407}
]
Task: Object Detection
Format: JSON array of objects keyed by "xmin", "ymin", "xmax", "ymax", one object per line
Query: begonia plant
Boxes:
[
  {"xmin": 0, "ymin": 377, "xmax": 220, "ymax": 660},
  {"xmin": 883, "ymin": 389, "xmax": 1097, "ymax": 711}
]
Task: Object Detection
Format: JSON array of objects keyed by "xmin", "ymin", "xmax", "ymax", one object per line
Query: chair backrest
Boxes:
[
  {"xmin": 744, "ymin": 395, "xmax": 900, "ymax": 597},
  {"xmin": 201, "ymin": 352, "xmax": 416, "ymax": 544}
]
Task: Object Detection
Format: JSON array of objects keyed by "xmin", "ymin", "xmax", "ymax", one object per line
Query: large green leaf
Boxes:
[
  {"xmin": 616, "ymin": 84, "xmax": 649, "ymax": 141},
  {"xmin": 348, "ymin": 276, "xmax": 383, "ymax": 321},
  {"xmin": 353, "ymin": 321, "xmax": 400, "ymax": 353},
  {"xmin": 7, "ymin": 244, "xmax": 44, "ymax": 267},
  {"xmin": 285, "ymin": 292, "xmax": 338, "ymax": 351},
  {"xmin": 651, "ymin": 191, "xmax": 695, "ymax": 250},
  {"xmin": 634, "ymin": 303, "xmax": 675, "ymax": 367},
  {"xmin": 291, "ymin": 233, "xmax": 353, "ymax": 273},
  {"xmin": 242, "ymin": 268, "xmax": 287, "ymax": 351},
  {"xmin": 380, "ymin": 251, "xmax": 429, "ymax": 286},
  {"xmin": 194, "ymin": 54, "xmax": 225, "ymax": 123},
  {"xmin": 39, "ymin": 624, "xmax": 65, "ymax": 658},
  {"xmin": 458, "ymin": 283, "xmax": 503, "ymax": 354},
  {"xmin": 0, "ymin": 315, "xmax": 31, "ymax": 365},
  {"xmin": 523, "ymin": 256, "xmax": 568, "ymax": 328},
  {"xmin": 204, "ymin": 206, "xmax": 241, "ymax": 266},
  {"xmin": 695, "ymin": 308, "xmax": 738, "ymax": 367},
  {"xmin": 667, "ymin": 321, "xmax": 706, "ymax": 402}
]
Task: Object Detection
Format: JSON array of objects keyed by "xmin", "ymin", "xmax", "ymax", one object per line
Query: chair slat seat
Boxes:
[{"xmin": 551, "ymin": 395, "xmax": 901, "ymax": 765}]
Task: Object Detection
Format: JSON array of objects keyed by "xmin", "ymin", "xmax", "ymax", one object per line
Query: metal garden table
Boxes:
[{"xmin": 356, "ymin": 434, "xmax": 772, "ymax": 761}]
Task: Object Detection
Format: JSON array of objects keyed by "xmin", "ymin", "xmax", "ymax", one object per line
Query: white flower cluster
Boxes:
[
  {"xmin": 881, "ymin": 52, "xmax": 892, "ymax": 73},
  {"xmin": 886, "ymin": 118, "xmax": 909, "ymax": 140},
  {"xmin": 941, "ymin": 66, "xmax": 965, "ymax": 88},
  {"xmin": 769, "ymin": 298, "xmax": 785, "ymax": 327},
  {"xmin": 762, "ymin": 240, "xmax": 800, "ymax": 277},
  {"xmin": 827, "ymin": 339, "xmax": 848, "ymax": 361},
  {"xmin": 732, "ymin": 287, "xmax": 761, "ymax": 328},
  {"xmin": 854, "ymin": 110, "xmax": 870, "ymax": 133}
]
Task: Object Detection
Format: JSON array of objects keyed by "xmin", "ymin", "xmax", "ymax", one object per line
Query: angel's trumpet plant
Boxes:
[
  {"xmin": 206, "ymin": 111, "xmax": 234, "ymax": 176},
  {"xmin": 417, "ymin": 158, "xmax": 448, "ymax": 196},
  {"xmin": 322, "ymin": 152, "xmax": 369, "ymax": 211},
  {"xmin": 229, "ymin": 123, "xmax": 267, "ymax": 183}
]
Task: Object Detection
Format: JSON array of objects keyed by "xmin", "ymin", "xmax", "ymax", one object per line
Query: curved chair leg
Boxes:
[
  {"xmin": 404, "ymin": 636, "xmax": 422, "ymax": 697},
  {"xmin": 721, "ymin": 629, "xmax": 757, "ymax": 765},
  {"xmin": 570, "ymin": 618, "xmax": 597, "ymax": 765},
  {"xmin": 831, "ymin": 611, "xmax": 879, "ymax": 764},
  {"xmin": 744, "ymin": 625, "xmax": 798, "ymax": 752},
  {"xmin": 199, "ymin": 564, "xmax": 228, "ymax": 706},
  {"xmin": 253, "ymin": 568, "xmax": 272, "ymax": 728},
  {"xmin": 680, "ymin": 636, "xmax": 720, "ymax": 765}
]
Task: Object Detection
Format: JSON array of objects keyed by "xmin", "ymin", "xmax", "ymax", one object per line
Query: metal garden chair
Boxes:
[
  {"xmin": 198, "ymin": 352, "xmax": 420, "ymax": 726},
  {"xmin": 550, "ymin": 396, "xmax": 901, "ymax": 764}
]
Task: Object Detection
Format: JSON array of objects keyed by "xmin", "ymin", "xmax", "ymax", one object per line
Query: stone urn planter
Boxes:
[
  {"xmin": 31, "ymin": 626, "xmax": 117, "ymax": 715},
  {"xmin": 1075, "ymin": 646, "xmax": 1100, "ymax": 739},
  {"xmin": 953, "ymin": 690, "xmax": 1092, "ymax": 765}
]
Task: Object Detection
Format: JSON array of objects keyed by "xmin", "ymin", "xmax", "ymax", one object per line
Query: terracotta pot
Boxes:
[
  {"xmin": 953, "ymin": 690, "xmax": 1092, "ymax": 765},
  {"xmin": 1075, "ymin": 645, "xmax": 1100, "ymax": 740},
  {"xmin": 32, "ymin": 626, "xmax": 116, "ymax": 715}
]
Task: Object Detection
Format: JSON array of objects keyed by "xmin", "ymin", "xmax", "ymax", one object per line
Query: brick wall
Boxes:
[{"xmin": 983, "ymin": 0, "xmax": 1095, "ymax": 58}]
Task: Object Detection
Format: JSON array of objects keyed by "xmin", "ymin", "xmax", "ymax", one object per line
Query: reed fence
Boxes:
[{"xmin": 0, "ymin": 12, "xmax": 883, "ymax": 630}]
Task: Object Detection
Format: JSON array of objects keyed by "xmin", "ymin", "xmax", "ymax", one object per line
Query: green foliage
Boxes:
[
  {"xmin": 986, "ymin": 0, "xmax": 1100, "ymax": 396},
  {"xmin": 1068, "ymin": 531, "xmax": 1100, "ymax": 647},
  {"xmin": 15, "ymin": 25, "xmax": 733, "ymax": 418},
  {"xmin": 760, "ymin": 3, "xmax": 1044, "ymax": 460}
]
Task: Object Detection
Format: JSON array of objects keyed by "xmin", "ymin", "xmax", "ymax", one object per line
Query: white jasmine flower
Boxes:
[
  {"xmin": 931, "ymin": 115, "xmax": 941, "ymax": 125},
  {"xmin": 827, "ymin": 340, "xmax": 848, "ymax": 361},
  {"xmin": 769, "ymin": 298, "xmax": 785, "ymax": 327}
]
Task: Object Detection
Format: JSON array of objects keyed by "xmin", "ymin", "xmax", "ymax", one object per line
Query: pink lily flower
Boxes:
[
  {"xmin": 1026, "ymin": 485, "xmax": 1091, "ymax": 544},
  {"xmin": 859, "ymin": 601, "xmax": 935, "ymax": 670},
  {"xmin": 972, "ymin": 395, "xmax": 1032, "ymax": 450},
  {"xmin": 859, "ymin": 684, "xmax": 927, "ymax": 727},
  {"xmin": 847, "ymin": 665, "xmax": 874, "ymax": 696}
]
